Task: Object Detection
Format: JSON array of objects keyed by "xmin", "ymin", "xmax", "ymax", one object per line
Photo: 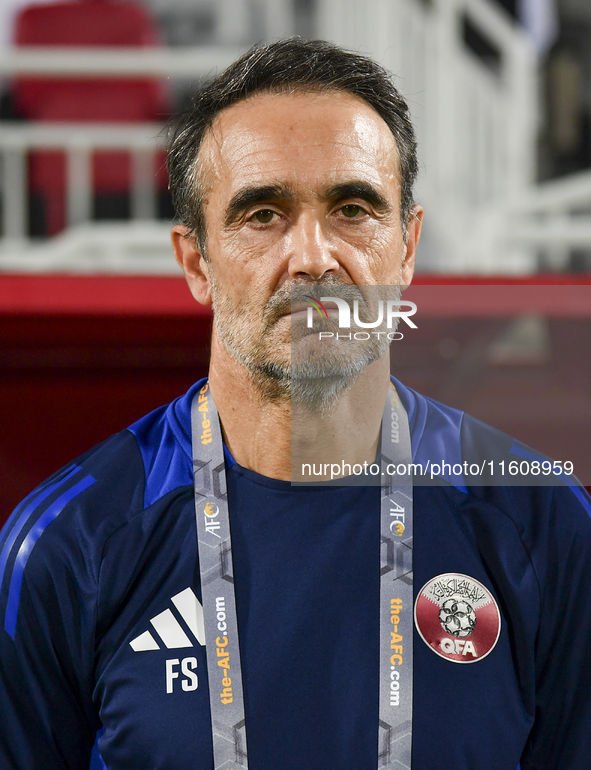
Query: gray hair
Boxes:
[{"xmin": 167, "ymin": 38, "xmax": 419, "ymax": 253}]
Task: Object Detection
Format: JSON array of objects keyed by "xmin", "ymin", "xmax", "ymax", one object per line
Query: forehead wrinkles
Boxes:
[{"xmin": 196, "ymin": 92, "xmax": 401, "ymax": 199}]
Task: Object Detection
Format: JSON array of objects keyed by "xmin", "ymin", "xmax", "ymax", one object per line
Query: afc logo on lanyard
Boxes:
[
  {"xmin": 203, "ymin": 501, "xmax": 221, "ymax": 538},
  {"xmin": 414, "ymin": 573, "xmax": 501, "ymax": 663}
]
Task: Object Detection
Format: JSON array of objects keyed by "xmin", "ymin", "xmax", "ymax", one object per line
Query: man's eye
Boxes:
[
  {"xmin": 340, "ymin": 204, "xmax": 363, "ymax": 218},
  {"xmin": 252, "ymin": 209, "xmax": 275, "ymax": 224}
]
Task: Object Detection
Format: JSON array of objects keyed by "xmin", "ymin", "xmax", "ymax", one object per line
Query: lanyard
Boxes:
[{"xmin": 191, "ymin": 381, "xmax": 414, "ymax": 770}]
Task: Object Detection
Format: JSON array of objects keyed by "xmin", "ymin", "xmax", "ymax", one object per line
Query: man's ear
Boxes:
[
  {"xmin": 171, "ymin": 225, "xmax": 212, "ymax": 307},
  {"xmin": 400, "ymin": 205, "xmax": 424, "ymax": 288}
]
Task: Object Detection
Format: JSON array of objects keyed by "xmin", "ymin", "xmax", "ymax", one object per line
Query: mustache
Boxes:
[{"xmin": 263, "ymin": 280, "xmax": 367, "ymax": 326}]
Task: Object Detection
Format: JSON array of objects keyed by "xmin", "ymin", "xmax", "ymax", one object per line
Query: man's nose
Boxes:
[{"xmin": 287, "ymin": 213, "xmax": 340, "ymax": 280}]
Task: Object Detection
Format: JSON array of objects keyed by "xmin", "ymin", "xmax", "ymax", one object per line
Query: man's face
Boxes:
[{"xmin": 173, "ymin": 89, "xmax": 422, "ymax": 399}]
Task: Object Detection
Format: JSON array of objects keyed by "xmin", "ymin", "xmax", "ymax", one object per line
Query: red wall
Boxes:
[
  {"xmin": 0, "ymin": 314, "xmax": 211, "ymax": 518},
  {"xmin": 1, "ymin": 275, "xmax": 589, "ymax": 521}
]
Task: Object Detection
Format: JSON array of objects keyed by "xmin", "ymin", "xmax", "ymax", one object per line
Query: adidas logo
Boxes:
[{"xmin": 130, "ymin": 587, "xmax": 205, "ymax": 651}]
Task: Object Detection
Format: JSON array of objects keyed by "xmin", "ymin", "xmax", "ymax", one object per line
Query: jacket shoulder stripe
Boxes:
[
  {"xmin": 4, "ymin": 474, "xmax": 96, "ymax": 639},
  {"xmin": 0, "ymin": 465, "xmax": 82, "ymax": 589},
  {"xmin": 0, "ymin": 474, "xmax": 58, "ymax": 552}
]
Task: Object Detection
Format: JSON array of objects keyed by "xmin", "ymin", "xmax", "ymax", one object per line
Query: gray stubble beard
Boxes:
[{"xmin": 211, "ymin": 275, "xmax": 401, "ymax": 415}]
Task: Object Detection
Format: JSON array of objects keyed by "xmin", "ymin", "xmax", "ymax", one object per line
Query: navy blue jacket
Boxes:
[{"xmin": 1, "ymin": 378, "xmax": 590, "ymax": 769}]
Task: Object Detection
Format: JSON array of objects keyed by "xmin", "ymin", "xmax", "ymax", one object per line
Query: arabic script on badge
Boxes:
[{"xmin": 414, "ymin": 573, "xmax": 501, "ymax": 664}]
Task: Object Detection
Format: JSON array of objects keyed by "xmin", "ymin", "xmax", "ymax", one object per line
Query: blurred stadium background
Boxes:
[{"xmin": 0, "ymin": 0, "xmax": 589, "ymax": 516}]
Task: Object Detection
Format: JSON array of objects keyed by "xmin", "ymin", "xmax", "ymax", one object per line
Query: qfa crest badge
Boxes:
[{"xmin": 414, "ymin": 573, "xmax": 501, "ymax": 664}]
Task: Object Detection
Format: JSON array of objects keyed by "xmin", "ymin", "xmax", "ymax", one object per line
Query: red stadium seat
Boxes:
[{"xmin": 12, "ymin": 0, "xmax": 171, "ymax": 235}]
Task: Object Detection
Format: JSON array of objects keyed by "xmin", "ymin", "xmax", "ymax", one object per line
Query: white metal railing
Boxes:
[
  {"xmin": 0, "ymin": 1, "xmax": 585, "ymax": 274},
  {"xmin": 0, "ymin": 46, "xmax": 249, "ymax": 272},
  {"xmin": 0, "ymin": 2, "xmax": 299, "ymax": 273},
  {"xmin": 0, "ymin": 123, "xmax": 167, "ymax": 240},
  {"xmin": 0, "ymin": 46, "xmax": 244, "ymax": 78},
  {"xmin": 496, "ymin": 169, "xmax": 591, "ymax": 269},
  {"xmin": 317, "ymin": 0, "xmax": 539, "ymax": 273}
]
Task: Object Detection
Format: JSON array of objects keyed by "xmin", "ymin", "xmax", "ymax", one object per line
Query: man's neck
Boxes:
[{"xmin": 207, "ymin": 336, "xmax": 391, "ymax": 481}]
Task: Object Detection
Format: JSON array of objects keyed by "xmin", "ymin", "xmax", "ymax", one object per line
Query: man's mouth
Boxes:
[{"xmin": 264, "ymin": 283, "xmax": 362, "ymax": 326}]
